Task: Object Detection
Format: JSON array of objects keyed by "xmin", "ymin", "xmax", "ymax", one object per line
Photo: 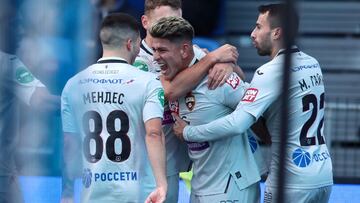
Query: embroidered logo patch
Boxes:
[
  {"xmin": 133, "ymin": 60, "xmax": 149, "ymax": 72},
  {"xmin": 241, "ymin": 88, "xmax": 258, "ymax": 102},
  {"xmin": 225, "ymin": 73, "xmax": 240, "ymax": 89},
  {"xmin": 169, "ymin": 100, "xmax": 179, "ymax": 114},
  {"xmin": 185, "ymin": 92, "xmax": 195, "ymax": 111},
  {"xmin": 16, "ymin": 67, "xmax": 34, "ymax": 84},
  {"xmin": 158, "ymin": 89, "xmax": 165, "ymax": 107}
]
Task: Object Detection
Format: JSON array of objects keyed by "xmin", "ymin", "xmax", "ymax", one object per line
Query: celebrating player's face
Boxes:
[
  {"xmin": 152, "ymin": 38, "xmax": 184, "ymax": 80},
  {"xmin": 251, "ymin": 12, "xmax": 272, "ymax": 56}
]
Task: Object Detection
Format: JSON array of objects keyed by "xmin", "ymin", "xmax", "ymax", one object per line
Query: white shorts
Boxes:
[
  {"xmin": 264, "ymin": 185, "xmax": 332, "ymax": 203},
  {"xmin": 165, "ymin": 174, "xmax": 179, "ymax": 203},
  {"xmin": 190, "ymin": 177, "xmax": 260, "ymax": 203}
]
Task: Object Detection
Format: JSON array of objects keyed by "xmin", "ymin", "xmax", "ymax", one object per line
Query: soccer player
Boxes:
[
  {"xmin": 134, "ymin": 1, "xmax": 241, "ymax": 202},
  {"xmin": 150, "ymin": 16, "xmax": 261, "ymax": 203},
  {"xmin": 0, "ymin": 2, "xmax": 60, "ymax": 202},
  {"xmin": 173, "ymin": 3, "xmax": 333, "ymax": 203},
  {"xmin": 61, "ymin": 13, "xmax": 166, "ymax": 203}
]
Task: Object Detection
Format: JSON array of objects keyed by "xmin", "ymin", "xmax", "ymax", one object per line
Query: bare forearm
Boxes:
[
  {"xmin": 146, "ymin": 130, "xmax": 167, "ymax": 189},
  {"xmin": 62, "ymin": 133, "xmax": 82, "ymax": 197},
  {"xmin": 30, "ymin": 87, "xmax": 60, "ymax": 113},
  {"xmin": 164, "ymin": 54, "xmax": 217, "ymax": 101},
  {"xmin": 233, "ymin": 64, "xmax": 246, "ymax": 80}
]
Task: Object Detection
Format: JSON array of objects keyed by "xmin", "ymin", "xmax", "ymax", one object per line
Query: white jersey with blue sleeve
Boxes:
[
  {"xmin": 61, "ymin": 57, "xmax": 164, "ymax": 203},
  {"xmin": 178, "ymin": 57, "xmax": 260, "ymax": 196}
]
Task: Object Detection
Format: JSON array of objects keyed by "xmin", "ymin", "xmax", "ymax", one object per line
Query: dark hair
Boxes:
[
  {"xmin": 150, "ymin": 16, "xmax": 194, "ymax": 43},
  {"xmin": 144, "ymin": 0, "xmax": 182, "ymax": 15},
  {"xmin": 100, "ymin": 13, "xmax": 140, "ymax": 49},
  {"xmin": 258, "ymin": 3, "xmax": 299, "ymax": 36}
]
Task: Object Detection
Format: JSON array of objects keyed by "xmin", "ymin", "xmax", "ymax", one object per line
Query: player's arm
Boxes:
[
  {"xmin": 163, "ymin": 44, "xmax": 238, "ymax": 101},
  {"xmin": 30, "ymin": 87, "xmax": 60, "ymax": 114},
  {"xmin": 173, "ymin": 105, "xmax": 255, "ymax": 142},
  {"xmin": 233, "ymin": 64, "xmax": 246, "ymax": 81},
  {"xmin": 144, "ymin": 118, "xmax": 167, "ymax": 203},
  {"xmin": 60, "ymin": 82, "xmax": 80, "ymax": 202},
  {"xmin": 61, "ymin": 132, "xmax": 81, "ymax": 202}
]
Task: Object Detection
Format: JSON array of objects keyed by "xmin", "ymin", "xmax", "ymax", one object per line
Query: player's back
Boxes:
[
  {"xmin": 62, "ymin": 58, "xmax": 163, "ymax": 203},
  {"xmin": 263, "ymin": 51, "xmax": 333, "ymax": 189}
]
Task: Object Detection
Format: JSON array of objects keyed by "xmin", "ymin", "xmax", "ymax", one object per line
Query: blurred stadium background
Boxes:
[{"xmin": 2, "ymin": 0, "xmax": 360, "ymax": 202}]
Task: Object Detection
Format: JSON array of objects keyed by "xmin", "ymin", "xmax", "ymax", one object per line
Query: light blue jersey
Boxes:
[
  {"xmin": 183, "ymin": 48, "xmax": 333, "ymax": 194},
  {"xmin": 134, "ymin": 40, "xmax": 192, "ymax": 177},
  {"xmin": 61, "ymin": 57, "xmax": 164, "ymax": 203},
  {"xmin": 178, "ymin": 56, "xmax": 260, "ymax": 196}
]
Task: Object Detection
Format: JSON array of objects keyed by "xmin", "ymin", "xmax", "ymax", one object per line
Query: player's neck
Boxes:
[
  {"xmin": 144, "ymin": 35, "xmax": 153, "ymax": 48},
  {"xmin": 184, "ymin": 52, "xmax": 195, "ymax": 69},
  {"xmin": 102, "ymin": 49, "xmax": 131, "ymax": 64}
]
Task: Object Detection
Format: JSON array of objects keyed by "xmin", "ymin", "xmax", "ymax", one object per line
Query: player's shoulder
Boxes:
[
  {"xmin": 255, "ymin": 59, "xmax": 280, "ymax": 78},
  {"xmin": 128, "ymin": 64, "xmax": 160, "ymax": 81},
  {"xmin": 0, "ymin": 52, "xmax": 24, "ymax": 68}
]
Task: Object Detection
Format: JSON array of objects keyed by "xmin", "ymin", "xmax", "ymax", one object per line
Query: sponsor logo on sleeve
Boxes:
[
  {"xmin": 225, "ymin": 73, "xmax": 240, "ymax": 89},
  {"xmin": 241, "ymin": 88, "xmax": 258, "ymax": 102},
  {"xmin": 256, "ymin": 70, "xmax": 264, "ymax": 75},
  {"xmin": 185, "ymin": 92, "xmax": 195, "ymax": 111},
  {"xmin": 16, "ymin": 67, "xmax": 34, "ymax": 84},
  {"xmin": 158, "ymin": 89, "xmax": 165, "ymax": 107},
  {"xmin": 133, "ymin": 60, "xmax": 149, "ymax": 72}
]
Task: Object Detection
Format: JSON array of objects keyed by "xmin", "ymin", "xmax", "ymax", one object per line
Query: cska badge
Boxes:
[{"xmin": 185, "ymin": 92, "xmax": 195, "ymax": 111}]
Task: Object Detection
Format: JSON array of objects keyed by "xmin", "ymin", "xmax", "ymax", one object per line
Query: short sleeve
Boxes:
[
  {"xmin": 7, "ymin": 56, "xmax": 45, "ymax": 105},
  {"xmin": 133, "ymin": 57, "xmax": 151, "ymax": 72},
  {"xmin": 143, "ymin": 77, "xmax": 164, "ymax": 122},
  {"xmin": 61, "ymin": 81, "xmax": 78, "ymax": 133},
  {"xmin": 240, "ymin": 64, "xmax": 282, "ymax": 120}
]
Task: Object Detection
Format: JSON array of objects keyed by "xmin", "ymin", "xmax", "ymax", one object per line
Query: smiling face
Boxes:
[
  {"xmin": 151, "ymin": 37, "xmax": 186, "ymax": 80},
  {"xmin": 250, "ymin": 11, "xmax": 273, "ymax": 56}
]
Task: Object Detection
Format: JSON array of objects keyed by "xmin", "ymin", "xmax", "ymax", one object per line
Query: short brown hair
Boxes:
[
  {"xmin": 144, "ymin": 0, "xmax": 182, "ymax": 15},
  {"xmin": 100, "ymin": 13, "xmax": 140, "ymax": 49},
  {"xmin": 258, "ymin": 3, "xmax": 299, "ymax": 35},
  {"xmin": 150, "ymin": 16, "xmax": 194, "ymax": 43}
]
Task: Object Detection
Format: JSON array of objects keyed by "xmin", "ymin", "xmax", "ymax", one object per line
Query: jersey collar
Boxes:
[
  {"xmin": 276, "ymin": 46, "xmax": 300, "ymax": 57},
  {"xmin": 97, "ymin": 57, "xmax": 128, "ymax": 64},
  {"xmin": 189, "ymin": 55, "xmax": 199, "ymax": 67},
  {"xmin": 141, "ymin": 39, "xmax": 154, "ymax": 56}
]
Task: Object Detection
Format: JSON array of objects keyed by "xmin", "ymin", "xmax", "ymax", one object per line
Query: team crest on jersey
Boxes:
[
  {"xmin": 225, "ymin": 74, "xmax": 240, "ymax": 89},
  {"xmin": 82, "ymin": 168, "xmax": 92, "ymax": 188},
  {"xmin": 158, "ymin": 89, "xmax": 165, "ymax": 107},
  {"xmin": 133, "ymin": 60, "xmax": 149, "ymax": 72},
  {"xmin": 169, "ymin": 100, "xmax": 179, "ymax": 114},
  {"xmin": 185, "ymin": 92, "xmax": 195, "ymax": 111},
  {"xmin": 15, "ymin": 67, "xmax": 35, "ymax": 84},
  {"xmin": 241, "ymin": 88, "xmax": 259, "ymax": 102}
]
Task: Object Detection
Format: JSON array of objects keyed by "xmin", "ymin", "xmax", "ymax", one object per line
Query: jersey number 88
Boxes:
[{"xmin": 82, "ymin": 110, "xmax": 131, "ymax": 163}]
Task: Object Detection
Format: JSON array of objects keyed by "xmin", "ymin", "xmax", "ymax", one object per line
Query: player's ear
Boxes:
[
  {"xmin": 141, "ymin": 15, "xmax": 149, "ymax": 30},
  {"xmin": 272, "ymin": 27, "xmax": 282, "ymax": 40},
  {"xmin": 180, "ymin": 43, "xmax": 191, "ymax": 58},
  {"xmin": 126, "ymin": 38, "xmax": 132, "ymax": 51}
]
